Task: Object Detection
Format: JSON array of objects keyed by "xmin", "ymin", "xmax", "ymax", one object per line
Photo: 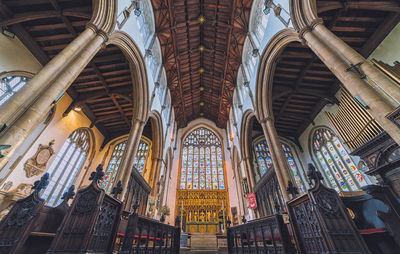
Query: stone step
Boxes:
[{"xmin": 190, "ymin": 233, "xmax": 218, "ymax": 251}]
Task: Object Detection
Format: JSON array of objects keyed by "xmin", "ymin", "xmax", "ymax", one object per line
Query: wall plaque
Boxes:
[{"xmin": 24, "ymin": 140, "xmax": 55, "ymax": 178}]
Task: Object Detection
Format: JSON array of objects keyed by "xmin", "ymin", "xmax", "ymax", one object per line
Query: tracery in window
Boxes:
[
  {"xmin": 180, "ymin": 127, "xmax": 225, "ymax": 190},
  {"xmin": 101, "ymin": 140, "xmax": 127, "ymax": 192},
  {"xmin": 133, "ymin": 138, "xmax": 150, "ymax": 175},
  {"xmin": 253, "ymin": 139, "xmax": 306, "ymax": 194},
  {"xmin": 312, "ymin": 128, "xmax": 367, "ymax": 192},
  {"xmin": 0, "ymin": 76, "xmax": 29, "ymax": 106},
  {"xmin": 42, "ymin": 129, "xmax": 90, "ymax": 206}
]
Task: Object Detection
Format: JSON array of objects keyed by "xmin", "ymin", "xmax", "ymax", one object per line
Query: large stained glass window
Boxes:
[
  {"xmin": 0, "ymin": 75, "xmax": 29, "ymax": 106},
  {"xmin": 133, "ymin": 138, "xmax": 150, "ymax": 175},
  {"xmin": 42, "ymin": 129, "xmax": 89, "ymax": 206},
  {"xmin": 101, "ymin": 141, "xmax": 127, "ymax": 192},
  {"xmin": 253, "ymin": 139, "xmax": 306, "ymax": 194},
  {"xmin": 313, "ymin": 128, "xmax": 367, "ymax": 192},
  {"xmin": 180, "ymin": 127, "xmax": 225, "ymax": 190}
]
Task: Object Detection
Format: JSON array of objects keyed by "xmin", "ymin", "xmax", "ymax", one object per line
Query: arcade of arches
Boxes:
[{"xmin": 0, "ymin": 0, "xmax": 399, "ymax": 253}]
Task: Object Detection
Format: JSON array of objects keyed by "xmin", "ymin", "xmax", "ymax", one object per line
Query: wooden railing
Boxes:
[
  {"xmin": 227, "ymin": 214, "xmax": 295, "ymax": 253},
  {"xmin": 119, "ymin": 212, "xmax": 180, "ymax": 253}
]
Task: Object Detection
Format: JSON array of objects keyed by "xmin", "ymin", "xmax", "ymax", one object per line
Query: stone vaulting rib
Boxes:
[{"xmin": 151, "ymin": 0, "xmax": 253, "ymax": 128}]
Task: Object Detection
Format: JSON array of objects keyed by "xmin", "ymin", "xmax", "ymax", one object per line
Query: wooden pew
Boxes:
[
  {"xmin": 48, "ymin": 164, "xmax": 122, "ymax": 253},
  {"xmin": 118, "ymin": 207, "xmax": 180, "ymax": 253},
  {"xmin": 0, "ymin": 174, "xmax": 73, "ymax": 254}
]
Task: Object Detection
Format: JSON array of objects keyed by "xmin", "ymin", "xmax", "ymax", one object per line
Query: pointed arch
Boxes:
[{"xmin": 255, "ymin": 29, "xmax": 300, "ymax": 122}]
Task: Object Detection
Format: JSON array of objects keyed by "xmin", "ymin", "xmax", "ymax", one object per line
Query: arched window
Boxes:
[
  {"xmin": 0, "ymin": 75, "xmax": 29, "ymax": 106},
  {"xmin": 312, "ymin": 128, "xmax": 368, "ymax": 192},
  {"xmin": 42, "ymin": 129, "xmax": 90, "ymax": 206},
  {"xmin": 133, "ymin": 138, "xmax": 150, "ymax": 175},
  {"xmin": 101, "ymin": 140, "xmax": 127, "ymax": 192},
  {"xmin": 253, "ymin": 139, "xmax": 306, "ymax": 194},
  {"xmin": 180, "ymin": 127, "xmax": 225, "ymax": 190}
]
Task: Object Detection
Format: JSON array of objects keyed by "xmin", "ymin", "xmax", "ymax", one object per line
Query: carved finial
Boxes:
[
  {"xmin": 286, "ymin": 180, "xmax": 299, "ymax": 198},
  {"xmin": 241, "ymin": 215, "xmax": 247, "ymax": 224},
  {"xmin": 32, "ymin": 173, "xmax": 49, "ymax": 192},
  {"xmin": 61, "ymin": 185, "xmax": 75, "ymax": 202},
  {"xmin": 89, "ymin": 164, "xmax": 104, "ymax": 184},
  {"xmin": 111, "ymin": 180, "xmax": 123, "ymax": 199},
  {"xmin": 307, "ymin": 163, "xmax": 324, "ymax": 187},
  {"xmin": 132, "ymin": 200, "xmax": 140, "ymax": 214}
]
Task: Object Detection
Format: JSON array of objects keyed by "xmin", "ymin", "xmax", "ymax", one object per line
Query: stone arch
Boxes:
[
  {"xmin": 148, "ymin": 110, "xmax": 164, "ymax": 194},
  {"xmin": 90, "ymin": 0, "xmax": 118, "ymax": 34},
  {"xmin": 255, "ymin": 29, "xmax": 300, "ymax": 122},
  {"xmin": 107, "ymin": 31, "xmax": 150, "ymax": 124},
  {"xmin": 289, "ymin": 0, "xmax": 319, "ymax": 32}
]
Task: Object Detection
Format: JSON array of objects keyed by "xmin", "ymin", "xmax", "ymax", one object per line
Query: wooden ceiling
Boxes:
[
  {"xmin": 66, "ymin": 45, "xmax": 135, "ymax": 145},
  {"xmin": 151, "ymin": 0, "xmax": 253, "ymax": 128},
  {"xmin": 272, "ymin": 0, "xmax": 400, "ymax": 139},
  {"xmin": 0, "ymin": 1, "xmax": 140, "ymax": 144},
  {"xmin": 0, "ymin": 0, "xmax": 92, "ymax": 65}
]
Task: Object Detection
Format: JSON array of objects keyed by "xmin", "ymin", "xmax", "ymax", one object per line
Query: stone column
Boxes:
[
  {"xmin": 242, "ymin": 157, "xmax": 256, "ymax": 190},
  {"xmin": 0, "ymin": 27, "xmax": 97, "ymax": 128},
  {"xmin": 301, "ymin": 25, "xmax": 400, "ymax": 144},
  {"xmin": 150, "ymin": 157, "xmax": 163, "ymax": 196},
  {"xmin": 115, "ymin": 118, "xmax": 146, "ymax": 201},
  {"xmin": 313, "ymin": 24, "xmax": 400, "ymax": 105},
  {"xmin": 0, "ymin": 30, "xmax": 107, "ymax": 171},
  {"xmin": 260, "ymin": 117, "xmax": 290, "ymax": 201}
]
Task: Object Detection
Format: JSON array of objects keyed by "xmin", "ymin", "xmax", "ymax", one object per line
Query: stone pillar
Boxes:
[
  {"xmin": 150, "ymin": 157, "xmax": 163, "ymax": 196},
  {"xmin": 242, "ymin": 157, "xmax": 256, "ymax": 191},
  {"xmin": 301, "ymin": 24, "xmax": 400, "ymax": 144},
  {"xmin": 115, "ymin": 118, "xmax": 146, "ymax": 201},
  {"xmin": 0, "ymin": 30, "xmax": 107, "ymax": 171},
  {"xmin": 260, "ymin": 117, "xmax": 290, "ymax": 201},
  {"xmin": 313, "ymin": 24, "xmax": 400, "ymax": 105},
  {"xmin": 0, "ymin": 28, "xmax": 97, "ymax": 128}
]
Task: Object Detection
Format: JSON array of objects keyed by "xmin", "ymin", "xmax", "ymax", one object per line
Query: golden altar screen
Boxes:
[{"xmin": 175, "ymin": 127, "xmax": 229, "ymax": 233}]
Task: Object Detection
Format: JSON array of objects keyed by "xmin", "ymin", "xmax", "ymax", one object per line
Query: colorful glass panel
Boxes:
[
  {"xmin": 180, "ymin": 127, "xmax": 225, "ymax": 190},
  {"xmin": 133, "ymin": 139, "xmax": 150, "ymax": 175},
  {"xmin": 313, "ymin": 128, "xmax": 367, "ymax": 192},
  {"xmin": 101, "ymin": 141, "xmax": 126, "ymax": 192}
]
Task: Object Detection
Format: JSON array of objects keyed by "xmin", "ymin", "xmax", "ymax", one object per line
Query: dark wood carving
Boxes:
[
  {"xmin": 48, "ymin": 165, "xmax": 122, "ymax": 253},
  {"xmin": 351, "ymin": 131, "xmax": 400, "ymax": 197},
  {"xmin": 124, "ymin": 166, "xmax": 151, "ymax": 215},
  {"xmin": 0, "ymin": 173, "xmax": 71, "ymax": 254},
  {"xmin": 118, "ymin": 210, "xmax": 180, "ymax": 253},
  {"xmin": 253, "ymin": 168, "xmax": 285, "ymax": 217},
  {"xmin": 341, "ymin": 185, "xmax": 400, "ymax": 253},
  {"xmin": 227, "ymin": 214, "xmax": 295, "ymax": 253},
  {"xmin": 287, "ymin": 165, "xmax": 370, "ymax": 253}
]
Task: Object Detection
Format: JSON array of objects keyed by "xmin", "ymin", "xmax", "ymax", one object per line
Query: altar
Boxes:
[{"xmin": 187, "ymin": 221, "xmax": 219, "ymax": 233}]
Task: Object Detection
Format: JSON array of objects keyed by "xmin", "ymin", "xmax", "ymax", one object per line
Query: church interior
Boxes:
[{"xmin": 0, "ymin": 0, "xmax": 399, "ymax": 253}]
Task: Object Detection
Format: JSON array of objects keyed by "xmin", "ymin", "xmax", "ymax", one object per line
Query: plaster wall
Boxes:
[
  {"xmin": 0, "ymin": 34, "xmax": 42, "ymax": 74},
  {"xmin": 368, "ymin": 23, "xmax": 400, "ymax": 64},
  {"xmin": 0, "ymin": 94, "xmax": 106, "ymax": 194}
]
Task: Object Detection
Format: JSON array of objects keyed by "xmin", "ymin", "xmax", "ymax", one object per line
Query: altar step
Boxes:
[{"xmin": 190, "ymin": 233, "xmax": 218, "ymax": 251}]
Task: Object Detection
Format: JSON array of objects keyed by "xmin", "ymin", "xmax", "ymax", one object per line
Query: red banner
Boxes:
[{"xmin": 247, "ymin": 193, "xmax": 257, "ymax": 209}]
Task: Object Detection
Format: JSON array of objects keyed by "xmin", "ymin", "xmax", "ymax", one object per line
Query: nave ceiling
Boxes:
[{"xmin": 151, "ymin": 0, "xmax": 253, "ymax": 128}]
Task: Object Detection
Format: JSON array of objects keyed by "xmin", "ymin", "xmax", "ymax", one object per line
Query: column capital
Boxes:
[
  {"xmin": 298, "ymin": 18, "xmax": 323, "ymax": 40},
  {"xmin": 259, "ymin": 116, "xmax": 274, "ymax": 124},
  {"xmin": 132, "ymin": 117, "xmax": 146, "ymax": 125}
]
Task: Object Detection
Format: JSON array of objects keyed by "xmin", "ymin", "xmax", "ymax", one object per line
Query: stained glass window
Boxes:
[
  {"xmin": 312, "ymin": 128, "xmax": 367, "ymax": 192},
  {"xmin": 253, "ymin": 139, "xmax": 306, "ymax": 194},
  {"xmin": 180, "ymin": 127, "xmax": 225, "ymax": 190},
  {"xmin": 42, "ymin": 129, "xmax": 89, "ymax": 206},
  {"xmin": 133, "ymin": 138, "xmax": 150, "ymax": 175},
  {"xmin": 101, "ymin": 141, "xmax": 127, "ymax": 192},
  {"xmin": 0, "ymin": 76, "xmax": 29, "ymax": 106}
]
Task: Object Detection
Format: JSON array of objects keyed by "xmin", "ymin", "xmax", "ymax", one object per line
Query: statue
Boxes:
[{"xmin": 199, "ymin": 210, "xmax": 205, "ymax": 222}]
